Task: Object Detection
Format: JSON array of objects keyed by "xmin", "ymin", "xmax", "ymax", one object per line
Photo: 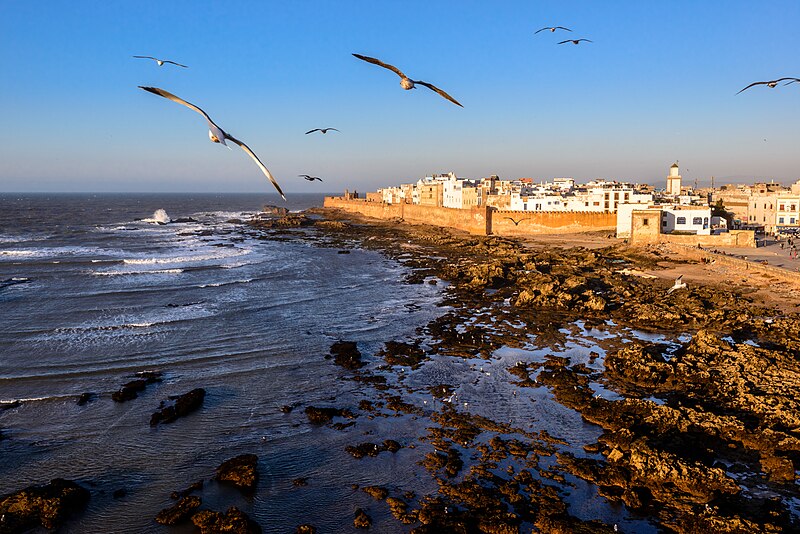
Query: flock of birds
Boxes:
[{"xmin": 133, "ymin": 30, "xmax": 798, "ymax": 201}]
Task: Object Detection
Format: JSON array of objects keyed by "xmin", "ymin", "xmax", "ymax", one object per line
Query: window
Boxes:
[
  {"xmin": 780, "ymin": 204, "xmax": 785, "ymax": 211},
  {"xmin": 643, "ymin": 218, "xmax": 649, "ymax": 226},
  {"xmin": 792, "ymin": 218, "xmax": 797, "ymax": 224},
  {"xmin": 593, "ymin": 201, "xmax": 600, "ymax": 206},
  {"xmin": 693, "ymin": 217, "xmax": 702, "ymax": 225},
  {"xmin": 662, "ymin": 220, "xmax": 667, "ymax": 226},
  {"xmin": 677, "ymin": 217, "xmax": 687, "ymax": 225},
  {"xmin": 779, "ymin": 217, "xmax": 785, "ymax": 224}
]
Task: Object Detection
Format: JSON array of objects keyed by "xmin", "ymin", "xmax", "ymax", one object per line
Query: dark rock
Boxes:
[
  {"xmin": 330, "ymin": 341, "xmax": 363, "ymax": 369},
  {"xmin": 170, "ymin": 480, "xmax": 204, "ymax": 500},
  {"xmin": 363, "ymin": 486, "xmax": 389, "ymax": 500},
  {"xmin": 191, "ymin": 506, "xmax": 262, "ymax": 534},
  {"xmin": 337, "ymin": 249, "xmax": 351, "ymax": 254},
  {"xmin": 216, "ymin": 454, "xmax": 258, "ymax": 491},
  {"xmin": 0, "ymin": 478, "xmax": 89, "ymax": 531},
  {"xmin": 0, "ymin": 400, "xmax": 20, "ymax": 411},
  {"xmin": 112, "ymin": 372, "xmax": 162, "ymax": 403},
  {"xmin": 262, "ymin": 205, "xmax": 289, "ymax": 216},
  {"xmin": 380, "ymin": 341, "xmax": 427, "ymax": 368},
  {"xmin": 150, "ymin": 388, "xmax": 206, "ymax": 426},
  {"xmin": 292, "ymin": 477, "xmax": 309, "ymax": 487},
  {"xmin": 76, "ymin": 392, "xmax": 96, "ymax": 406},
  {"xmin": 354, "ymin": 507, "xmax": 372, "ymax": 528},
  {"xmin": 296, "ymin": 525, "xmax": 317, "ymax": 534},
  {"xmin": 304, "ymin": 406, "xmax": 355, "ymax": 425},
  {"xmin": 171, "ymin": 217, "xmax": 198, "ymax": 223},
  {"xmin": 155, "ymin": 496, "xmax": 201, "ymax": 525}
]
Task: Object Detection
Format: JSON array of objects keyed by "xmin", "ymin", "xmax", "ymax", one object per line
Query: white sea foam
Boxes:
[
  {"xmin": 93, "ymin": 268, "xmax": 184, "ymax": 276},
  {"xmin": 199, "ymin": 278, "xmax": 254, "ymax": 288},
  {"xmin": 142, "ymin": 209, "xmax": 171, "ymax": 225},
  {"xmin": 122, "ymin": 248, "xmax": 251, "ymax": 266}
]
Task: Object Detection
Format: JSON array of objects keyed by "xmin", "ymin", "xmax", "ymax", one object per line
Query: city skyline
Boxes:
[{"xmin": 1, "ymin": 1, "xmax": 798, "ymax": 194}]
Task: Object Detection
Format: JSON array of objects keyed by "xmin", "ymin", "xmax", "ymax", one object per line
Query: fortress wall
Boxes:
[
  {"xmin": 323, "ymin": 197, "xmax": 490, "ymax": 235},
  {"xmin": 491, "ymin": 210, "xmax": 616, "ymax": 236},
  {"xmin": 656, "ymin": 230, "xmax": 755, "ymax": 248},
  {"xmin": 674, "ymin": 244, "xmax": 800, "ymax": 286}
]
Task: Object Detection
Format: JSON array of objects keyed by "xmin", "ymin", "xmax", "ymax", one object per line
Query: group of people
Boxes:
[{"xmin": 778, "ymin": 236, "xmax": 798, "ymax": 258}]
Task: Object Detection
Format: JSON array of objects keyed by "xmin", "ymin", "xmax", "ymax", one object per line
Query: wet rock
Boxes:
[
  {"xmin": 0, "ymin": 401, "xmax": 20, "ymax": 411},
  {"xmin": 346, "ymin": 439, "xmax": 403, "ymax": 459},
  {"xmin": 170, "ymin": 480, "xmax": 204, "ymax": 500},
  {"xmin": 216, "ymin": 454, "xmax": 258, "ymax": 491},
  {"xmin": 337, "ymin": 249, "xmax": 351, "ymax": 254},
  {"xmin": 304, "ymin": 406, "xmax": 355, "ymax": 425},
  {"xmin": 380, "ymin": 341, "xmax": 427, "ymax": 368},
  {"xmin": 330, "ymin": 341, "xmax": 363, "ymax": 369},
  {"xmin": 171, "ymin": 217, "xmax": 198, "ymax": 223},
  {"xmin": 111, "ymin": 371, "xmax": 162, "ymax": 403},
  {"xmin": 353, "ymin": 507, "xmax": 372, "ymax": 528},
  {"xmin": 191, "ymin": 506, "xmax": 262, "ymax": 534},
  {"xmin": 155, "ymin": 496, "xmax": 201, "ymax": 525},
  {"xmin": 0, "ymin": 478, "xmax": 89, "ymax": 531},
  {"xmin": 292, "ymin": 477, "xmax": 309, "ymax": 487},
  {"xmin": 76, "ymin": 392, "xmax": 96, "ymax": 406},
  {"xmin": 150, "ymin": 388, "xmax": 206, "ymax": 426},
  {"xmin": 261, "ymin": 205, "xmax": 289, "ymax": 216},
  {"xmin": 295, "ymin": 525, "xmax": 317, "ymax": 534},
  {"xmin": 363, "ymin": 486, "xmax": 389, "ymax": 500}
]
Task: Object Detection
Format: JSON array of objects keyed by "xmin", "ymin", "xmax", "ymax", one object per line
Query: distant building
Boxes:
[{"xmin": 775, "ymin": 196, "xmax": 800, "ymax": 231}]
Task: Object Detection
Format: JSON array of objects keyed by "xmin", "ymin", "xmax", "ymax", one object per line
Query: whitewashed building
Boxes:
[
  {"xmin": 660, "ymin": 206, "xmax": 712, "ymax": 235},
  {"xmin": 776, "ymin": 196, "xmax": 800, "ymax": 230}
]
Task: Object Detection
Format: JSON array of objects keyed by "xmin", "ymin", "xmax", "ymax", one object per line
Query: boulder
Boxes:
[
  {"xmin": 216, "ymin": 454, "xmax": 258, "ymax": 491},
  {"xmin": 191, "ymin": 506, "xmax": 262, "ymax": 534},
  {"xmin": 0, "ymin": 478, "xmax": 89, "ymax": 531},
  {"xmin": 155, "ymin": 496, "xmax": 201, "ymax": 525},
  {"xmin": 150, "ymin": 388, "xmax": 206, "ymax": 426}
]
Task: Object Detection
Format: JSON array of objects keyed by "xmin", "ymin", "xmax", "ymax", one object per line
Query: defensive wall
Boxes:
[
  {"xmin": 323, "ymin": 197, "xmax": 490, "ymax": 235},
  {"xmin": 491, "ymin": 210, "xmax": 616, "ymax": 236},
  {"xmin": 323, "ymin": 197, "xmax": 614, "ymax": 236}
]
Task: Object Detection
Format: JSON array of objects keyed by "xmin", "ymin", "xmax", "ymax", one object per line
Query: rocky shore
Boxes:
[{"xmin": 247, "ymin": 208, "xmax": 800, "ymax": 533}]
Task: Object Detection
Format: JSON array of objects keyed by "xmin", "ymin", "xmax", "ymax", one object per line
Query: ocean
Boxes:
[{"xmin": 0, "ymin": 193, "xmax": 445, "ymax": 532}]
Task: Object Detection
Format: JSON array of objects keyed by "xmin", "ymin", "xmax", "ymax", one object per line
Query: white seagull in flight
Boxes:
[
  {"xmin": 667, "ymin": 275, "xmax": 687, "ymax": 294},
  {"xmin": 139, "ymin": 86, "xmax": 285, "ymax": 200},
  {"xmin": 133, "ymin": 56, "xmax": 188, "ymax": 68},
  {"xmin": 352, "ymin": 53, "xmax": 463, "ymax": 107},
  {"xmin": 535, "ymin": 26, "xmax": 572, "ymax": 34}
]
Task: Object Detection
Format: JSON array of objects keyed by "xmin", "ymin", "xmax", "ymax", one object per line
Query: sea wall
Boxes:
[
  {"xmin": 658, "ymin": 230, "xmax": 755, "ymax": 248},
  {"xmin": 491, "ymin": 210, "xmax": 616, "ymax": 236},
  {"xmin": 323, "ymin": 197, "xmax": 613, "ymax": 236},
  {"xmin": 323, "ymin": 197, "xmax": 489, "ymax": 235}
]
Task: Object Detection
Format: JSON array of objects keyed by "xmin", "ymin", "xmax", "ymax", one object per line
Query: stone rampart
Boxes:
[
  {"xmin": 492, "ymin": 210, "xmax": 616, "ymax": 236},
  {"xmin": 323, "ymin": 197, "xmax": 489, "ymax": 235}
]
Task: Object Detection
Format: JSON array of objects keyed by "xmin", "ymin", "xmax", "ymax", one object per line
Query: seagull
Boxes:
[
  {"xmin": 736, "ymin": 78, "xmax": 799, "ymax": 94},
  {"xmin": 783, "ymin": 79, "xmax": 800, "ymax": 86},
  {"xmin": 535, "ymin": 26, "xmax": 572, "ymax": 34},
  {"xmin": 352, "ymin": 53, "xmax": 463, "ymax": 107},
  {"xmin": 506, "ymin": 217, "xmax": 523, "ymax": 226},
  {"xmin": 298, "ymin": 174, "xmax": 323, "ymax": 182},
  {"xmin": 667, "ymin": 275, "xmax": 687, "ymax": 294},
  {"xmin": 305, "ymin": 128, "xmax": 340, "ymax": 135},
  {"xmin": 132, "ymin": 56, "xmax": 188, "ymax": 68},
  {"xmin": 558, "ymin": 39, "xmax": 592, "ymax": 45},
  {"xmin": 139, "ymin": 86, "xmax": 285, "ymax": 200}
]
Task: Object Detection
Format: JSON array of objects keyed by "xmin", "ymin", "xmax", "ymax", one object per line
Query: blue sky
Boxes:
[{"xmin": 1, "ymin": 1, "xmax": 798, "ymax": 194}]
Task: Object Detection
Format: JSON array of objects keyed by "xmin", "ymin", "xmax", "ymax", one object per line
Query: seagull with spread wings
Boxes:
[
  {"xmin": 535, "ymin": 26, "xmax": 572, "ymax": 34},
  {"xmin": 352, "ymin": 53, "xmax": 463, "ymax": 107},
  {"xmin": 133, "ymin": 56, "xmax": 188, "ymax": 68},
  {"xmin": 558, "ymin": 39, "xmax": 592, "ymax": 45},
  {"xmin": 305, "ymin": 128, "xmax": 340, "ymax": 135},
  {"xmin": 505, "ymin": 217, "xmax": 523, "ymax": 226},
  {"xmin": 139, "ymin": 86, "xmax": 285, "ymax": 200},
  {"xmin": 737, "ymin": 78, "xmax": 800, "ymax": 94},
  {"xmin": 298, "ymin": 175, "xmax": 323, "ymax": 182},
  {"xmin": 667, "ymin": 275, "xmax": 687, "ymax": 294}
]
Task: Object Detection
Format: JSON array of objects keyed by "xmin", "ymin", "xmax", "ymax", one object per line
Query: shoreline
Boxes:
[{"xmin": 294, "ymin": 207, "xmax": 800, "ymax": 532}]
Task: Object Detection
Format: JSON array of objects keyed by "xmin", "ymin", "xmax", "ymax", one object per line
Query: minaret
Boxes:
[{"xmin": 666, "ymin": 162, "xmax": 682, "ymax": 195}]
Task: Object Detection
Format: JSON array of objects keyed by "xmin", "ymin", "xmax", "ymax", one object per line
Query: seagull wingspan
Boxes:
[
  {"xmin": 133, "ymin": 55, "xmax": 158, "ymax": 60},
  {"xmin": 139, "ymin": 86, "xmax": 220, "ymax": 130},
  {"xmin": 352, "ymin": 53, "xmax": 408, "ymax": 79},
  {"xmin": 163, "ymin": 60, "xmax": 188, "ymax": 68},
  {"xmin": 534, "ymin": 27, "xmax": 550, "ymax": 34},
  {"xmin": 413, "ymin": 80, "xmax": 463, "ymax": 107},
  {"xmin": 555, "ymin": 26, "xmax": 572, "ymax": 32},
  {"xmin": 305, "ymin": 129, "xmax": 321, "ymax": 134},
  {"xmin": 226, "ymin": 135, "xmax": 285, "ymax": 200}
]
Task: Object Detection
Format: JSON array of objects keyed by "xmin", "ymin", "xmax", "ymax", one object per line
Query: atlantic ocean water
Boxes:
[{"xmin": 0, "ymin": 193, "xmax": 444, "ymax": 532}]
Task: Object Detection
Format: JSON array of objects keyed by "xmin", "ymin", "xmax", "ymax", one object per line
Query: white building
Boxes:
[
  {"xmin": 775, "ymin": 196, "xmax": 800, "ymax": 230},
  {"xmin": 660, "ymin": 206, "xmax": 712, "ymax": 235},
  {"xmin": 509, "ymin": 191, "xmax": 566, "ymax": 211},
  {"xmin": 666, "ymin": 163, "xmax": 682, "ymax": 195}
]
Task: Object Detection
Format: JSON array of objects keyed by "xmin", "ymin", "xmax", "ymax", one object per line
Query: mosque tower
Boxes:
[{"xmin": 666, "ymin": 162, "xmax": 682, "ymax": 196}]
